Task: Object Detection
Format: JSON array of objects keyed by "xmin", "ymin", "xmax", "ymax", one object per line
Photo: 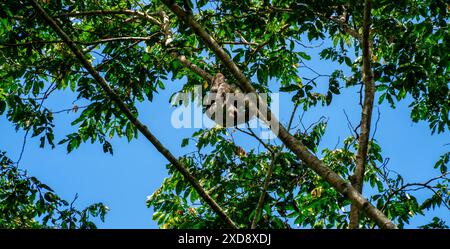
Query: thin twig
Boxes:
[
  {"xmin": 236, "ymin": 127, "xmax": 273, "ymax": 154},
  {"xmin": 371, "ymin": 106, "xmax": 381, "ymax": 140}
]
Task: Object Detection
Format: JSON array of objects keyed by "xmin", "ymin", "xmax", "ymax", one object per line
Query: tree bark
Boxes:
[{"xmin": 349, "ymin": 0, "xmax": 376, "ymax": 229}]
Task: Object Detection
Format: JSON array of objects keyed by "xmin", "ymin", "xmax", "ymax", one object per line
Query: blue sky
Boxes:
[{"xmin": 0, "ymin": 41, "xmax": 448, "ymax": 228}]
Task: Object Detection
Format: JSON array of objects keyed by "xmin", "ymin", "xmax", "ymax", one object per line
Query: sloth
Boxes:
[{"xmin": 204, "ymin": 73, "xmax": 258, "ymax": 127}]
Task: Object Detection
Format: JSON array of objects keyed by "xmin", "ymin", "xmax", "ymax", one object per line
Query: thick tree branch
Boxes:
[
  {"xmin": 162, "ymin": 0, "xmax": 397, "ymax": 229},
  {"xmin": 349, "ymin": 0, "xmax": 375, "ymax": 229},
  {"xmin": 29, "ymin": 0, "xmax": 238, "ymax": 229}
]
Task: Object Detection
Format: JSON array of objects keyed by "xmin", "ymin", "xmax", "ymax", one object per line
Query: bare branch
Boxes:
[
  {"xmin": 50, "ymin": 105, "xmax": 89, "ymax": 114},
  {"xmin": 371, "ymin": 106, "xmax": 381, "ymax": 140},
  {"xmin": 343, "ymin": 109, "xmax": 360, "ymax": 140}
]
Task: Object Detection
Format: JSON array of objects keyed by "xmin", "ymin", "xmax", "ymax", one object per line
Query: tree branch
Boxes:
[
  {"xmin": 380, "ymin": 172, "xmax": 450, "ymax": 213},
  {"xmin": 29, "ymin": 0, "xmax": 238, "ymax": 229},
  {"xmin": 172, "ymin": 52, "xmax": 213, "ymax": 82},
  {"xmin": 54, "ymin": 9, "xmax": 161, "ymax": 26},
  {"xmin": 251, "ymin": 151, "xmax": 278, "ymax": 229},
  {"xmin": 251, "ymin": 102, "xmax": 299, "ymax": 229},
  {"xmin": 162, "ymin": 0, "xmax": 397, "ymax": 229},
  {"xmin": 0, "ymin": 35, "xmax": 162, "ymax": 47},
  {"xmin": 52, "ymin": 8, "xmax": 210, "ymax": 84},
  {"xmin": 328, "ymin": 16, "xmax": 361, "ymax": 41},
  {"xmin": 349, "ymin": 0, "xmax": 376, "ymax": 229},
  {"xmin": 236, "ymin": 127, "xmax": 274, "ymax": 154}
]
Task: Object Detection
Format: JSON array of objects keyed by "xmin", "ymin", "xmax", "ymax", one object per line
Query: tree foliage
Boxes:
[
  {"xmin": 0, "ymin": 0, "xmax": 448, "ymax": 228},
  {"xmin": 0, "ymin": 151, "xmax": 108, "ymax": 228}
]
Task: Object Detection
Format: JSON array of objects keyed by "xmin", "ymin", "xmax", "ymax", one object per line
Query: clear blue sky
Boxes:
[{"xmin": 0, "ymin": 42, "xmax": 448, "ymax": 228}]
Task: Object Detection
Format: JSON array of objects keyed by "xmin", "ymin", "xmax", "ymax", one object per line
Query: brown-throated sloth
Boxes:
[{"xmin": 204, "ymin": 73, "xmax": 258, "ymax": 127}]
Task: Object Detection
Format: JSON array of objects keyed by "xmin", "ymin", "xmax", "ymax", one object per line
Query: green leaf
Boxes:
[
  {"xmin": 126, "ymin": 122, "xmax": 133, "ymax": 142},
  {"xmin": 0, "ymin": 100, "xmax": 6, "ymax": 115},
  {"xmin": 181, "ymin": 138, "xmax": 189, "ymax": 147},
  {"xmin": 152, "ymin": 211, "xmax": 163, "ymax": 221},
  {"xmin": 279, "ymin": 84, "xmax": 300, "ymax": 92},
  {"xmin": 189, "ymin": 188, "xmax": 199, "ymax": 203},
  {"xmin": 157, "ymin": 80, "xmax": 165, "ymax": 90},
  {"xmin": 70, "ymin": 80, "xmax": 76, "ymax": 92},
  {"xmin": 298, "ymin": 51, "xmax": 311, "ymax": 60},
  {"xmin": 175, "ymin": 180, "xmax": 184, "ymax": 196}
]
